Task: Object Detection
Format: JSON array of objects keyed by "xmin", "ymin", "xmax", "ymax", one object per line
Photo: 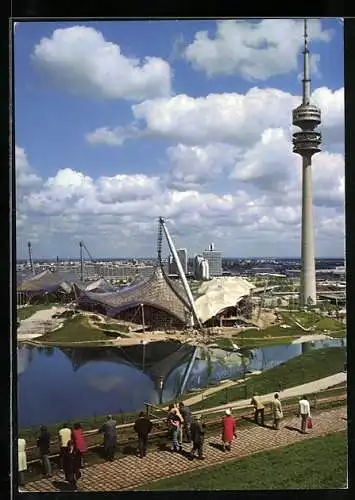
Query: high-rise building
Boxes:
[
  {"xmin": 193, "ymin": 255, "xmax": 209, "ymax": 280},
  {"xmin": 169, "ymin": 248, "xmax": 188, "ymax": 275},
  {"xmin": 203, "ymin": 243, "xmax": 222, "ymax": 277},
  {"xmin": 292, "ymin": 19, "xmax": 321, "ymax": 307}
]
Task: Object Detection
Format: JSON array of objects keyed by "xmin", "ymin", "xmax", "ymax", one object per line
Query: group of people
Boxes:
[
  {"xmin": 18, "ymin": 394, "xmax": 312, "ymax": 490},
  {"xmin": 166, "ymin": 402, "xmax": 237, "ymax": 459},
  {"xmin": 250, "ymin": 393, "xmax": 312, "ymax": 433},
  {"xmin": 18, "ymin": 421, "xmax": 87, "ymax": 490}
]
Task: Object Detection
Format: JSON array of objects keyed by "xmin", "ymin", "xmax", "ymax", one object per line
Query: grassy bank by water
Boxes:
[
  {"xmin": 190, "ymin": 347, "xmax": 346, "ymax": 410},
  {"xmin": 215, "ymin": 336, "xmax": 299, "ymax": 350},
  {"xmin": 139, "ymin": 430, "xmax": 347, "ymax": 490},
  {"xmin": 279, "ymin": 311, "xmax": 344, "ymax": 332},
  {"xmin": 39, "ymin": 315, "xmax": 118, "ymax": 344}
]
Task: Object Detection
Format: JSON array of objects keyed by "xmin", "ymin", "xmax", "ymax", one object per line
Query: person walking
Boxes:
[
  {"xmin": 250, "ymin": 393, "xmax": 265, "ymax": 426},
  {"xmin": 18, "ymin": 437, "xmax": 27, "ymax": 488},
  {"xmin": 98, "ymin": 415, "xmax": 117, "ymax": 461},
  {"xmin": 222, "ymin": 409, "xmax": 236, "ymax": 451},
  {"xmin": 271, "ymin": 393, "xmax": 283, "ymax": 430},
  {"xmin": 174, "ymin": 403, "xmax": 184, "ymax": 445},
  {"xmin": 133, "ymin": 411, "xmax": 153, "ymax": 458},
  {"xmin": 62, "ymin": 440, "xmax": 82, "ymax": 490},
  {"xmin": 298, "ymin": 395, "xmax": 311, "ymax": 434},
  {"xmin": 71, "ymin": 423, "xmax": 86, "ymax": 467},
  {"xmin": 58, "ymin": 423, "xmax": 71, "ymax": 469},
  {"xmin": 167, "ymin": 407, "xmax": 182, "ymax": 452},
  {"xmin": 189, "ymin": 414, "xmax": 205, "ymax": 460},
  {"xmin": 36, "ymin": 426, "xmax": 52, "ymax": 477},
  {"xmin": 179, "ymin": 402, "xmax": 192, "ymax": 442}
]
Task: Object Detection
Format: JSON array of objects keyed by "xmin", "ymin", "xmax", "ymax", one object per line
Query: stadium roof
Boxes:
[
  {"xmin": 194, "ymin": 277, "xmax": 255, "ymax": 324},
  {"xmin": 17, "ymin": 270, "xmax": 72, "ymax": 294},
  {"xmin": 73, "ymin": 266, "xmax": 192, "ymax": 325}
]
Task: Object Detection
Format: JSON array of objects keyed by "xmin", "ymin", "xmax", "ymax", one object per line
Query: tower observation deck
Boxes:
[{"xmin": 292, "ymin": 19, "xmax": 321, "ymax": 307}]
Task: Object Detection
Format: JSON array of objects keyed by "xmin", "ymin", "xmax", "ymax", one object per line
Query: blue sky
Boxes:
[{"xmin": 14, "ymin": 19, "xmax": 344, "ymax": 259}]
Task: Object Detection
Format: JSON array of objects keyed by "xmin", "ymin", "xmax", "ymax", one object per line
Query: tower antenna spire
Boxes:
[{"xmin": 302, "ymin": 18, "xmax": 311, "ymax": 105}]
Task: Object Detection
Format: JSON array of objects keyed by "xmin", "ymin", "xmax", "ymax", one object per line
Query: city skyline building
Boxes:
[
  {"xmin": 292, "ymin": 19, "xmax": 321, "ymax": 307},
  {"xmin": 169, "ymin": 248, "xmax": 188, "ymax": 275},
  {"xmin": 193, "ymin": 255, "xmax": 210, "ymax": 280},
  {"xmin": 203, "ymin": 243, "xmax": 222, "ymax": 277}
]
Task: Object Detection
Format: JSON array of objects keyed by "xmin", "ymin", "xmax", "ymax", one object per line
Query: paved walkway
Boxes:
[
  {"xmin": 195, "ymin": 371, "xmax": 347, "ymax": 415},
  {"xmin": 169, "ymin": 378, "xmax": 247, "ymax": 408},
  {"xmin": 23, "ymin": 405, "xmax": 347, "ymax": 492}
]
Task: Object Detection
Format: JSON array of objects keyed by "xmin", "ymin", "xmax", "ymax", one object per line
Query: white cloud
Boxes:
[
  {"xmin": 111, "ymin": 86, "xmax": 342, "ymax": 149},
  {"xmin": 184, "ymin": 19, "xmax": 332, "ymax": 80},
  {"xmin": 16, "ymin": 135, "xmax": 345, "ymax": 258},
  {"xmin": 15, "ymin": 146, "xmax": 42, "ymax": 190},
  {"xmin": 230, "ymin": 128, "xmax": 294, "ymax": 192},
  {"xmin": 229, "ymin": 126, "xmax": 344, "ymax": 210},
  {"xmin": 17, "ymin": 101, "xmax": 344, "ymax": 257},
  {"xmin": 96, "ymin": 174, "xmax": 160, "ymax": 203},
  {"xmin": 131, "ymin": 88, "xmax": 299, "ymax": 146},
  {"xmin": 166, "ymin": 143, "xmax": 241, "ymax": 190},
  {"xmin": 31, "ymin": 26, "xmax": 172, "ymax": 101},
  {"xmin": 85, "ymin": 125, "xmax": 143, "ymax": 147}
]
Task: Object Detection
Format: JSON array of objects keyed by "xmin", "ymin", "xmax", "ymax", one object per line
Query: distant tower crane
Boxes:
[
  {"xmin": 79, "ymin": 240, "xmax": 105, "ymax": 283},
  {"xmin": 79, "ymin": 240, "xmax": 97, "ymax": 280}
]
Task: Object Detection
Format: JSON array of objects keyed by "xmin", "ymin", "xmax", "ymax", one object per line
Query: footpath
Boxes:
[
  {"xmin": 23, "ymin": 405, "xmax": 347, "ymax": 492},
  {"xmin": 182, "ymin": 371, "xmax": 347, "ymax": 410}
]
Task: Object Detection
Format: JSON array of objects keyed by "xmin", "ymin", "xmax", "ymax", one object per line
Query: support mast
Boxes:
[{"xmin": 159, "ymin": 217, "xmax": 202, "ymax": 329}]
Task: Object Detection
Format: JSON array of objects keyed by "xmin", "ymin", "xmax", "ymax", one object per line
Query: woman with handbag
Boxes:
[
  {"xmin": 298, "ymin": 396, "xmax": 311, "ymax": 434},
  {"xmin": 271, "ymin": 393, "xmax": 283, "ymax": 430}
]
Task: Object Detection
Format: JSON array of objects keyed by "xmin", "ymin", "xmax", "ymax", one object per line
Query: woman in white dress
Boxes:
[{"xmin": 18, "ymin": 437, "xmax": 27, "ymax": 487}]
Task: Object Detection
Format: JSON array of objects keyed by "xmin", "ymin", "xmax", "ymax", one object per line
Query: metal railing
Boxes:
[{"xmin": 25, "ymin": 393, "xmax": 346, "ymax": 465}]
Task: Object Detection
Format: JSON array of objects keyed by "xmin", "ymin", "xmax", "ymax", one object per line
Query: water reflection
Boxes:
[{"xmin": 17, "ymin": 338, "xmax": 346, "ymax": 428}]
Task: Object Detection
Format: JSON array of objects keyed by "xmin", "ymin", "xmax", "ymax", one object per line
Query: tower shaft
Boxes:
[
  {"xmin": 301, "ymin": 156, "xmax": 316, "ymax": 305},
  {"xmin": 292, "ymin": 19, "xmax": 321, "ymax": 308}
]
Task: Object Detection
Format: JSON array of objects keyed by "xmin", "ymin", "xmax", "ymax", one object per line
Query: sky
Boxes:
[{"xmin": 14, "ymin": 19, "xmax": 344, "ymax": 260}]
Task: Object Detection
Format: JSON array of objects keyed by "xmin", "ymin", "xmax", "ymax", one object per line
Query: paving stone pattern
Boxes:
[{"xmin": 23, "ymin": 406, "xmax": 347, "ymax": 492}]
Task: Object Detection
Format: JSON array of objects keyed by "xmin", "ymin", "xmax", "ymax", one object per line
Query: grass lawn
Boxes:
[
  {"xmin": 235, "ymin": 336, "xmax": 299, "ymax": 348},
  {"xmin": 17, "ymin": 303, "xmax": 58, "ymax": 321},
  {"xmin": 327, "ymin": 329, "xmax": 347, "ymax": 339},
  {"xmin": 190, "ymin": 347, "xmax": 346, "ymax": 410},
  {"xmin": 94, "ymin": 322, "xmax": 130, "ymax": 336},
  {"xmin": 39, "ymin": 314, "xmax": 115, "ymax": 344},
  {"xmin": 315, "ymin": 317, "xmax": 344, "ymax": 331},
  {"xmin": 139, "ymin": 430, "xmax": 347, "ymax": 490},
  {"xmin": 215, "ymin": 336, "xmax": 300, "ymax": 349},
  {"xmin": 279, "ymin": 311, "xmax": 344, "ymax": 333},
  {"xmin": 235, "ymin": 324, "xmax": 303, "ymax": 339}
]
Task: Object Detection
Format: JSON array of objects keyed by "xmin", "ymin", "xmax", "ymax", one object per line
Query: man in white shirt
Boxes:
[
  {"xmin": 58, "ymin": 423, "xmax": 72, "ymax": 468},
  {"xmin": 298, "ymin": 396, "xmax": 311, "ymax": 434}
]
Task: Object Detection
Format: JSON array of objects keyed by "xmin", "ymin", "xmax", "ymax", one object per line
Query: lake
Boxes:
[{"xmin": 17, "ymin": 338, "xmax": 346, "ymax": 428}]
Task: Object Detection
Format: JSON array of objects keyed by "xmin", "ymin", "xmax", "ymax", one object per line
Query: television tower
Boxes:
[{"xmin": 292, "ymin": 19, "xmax": 321, "ymax": 307}]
